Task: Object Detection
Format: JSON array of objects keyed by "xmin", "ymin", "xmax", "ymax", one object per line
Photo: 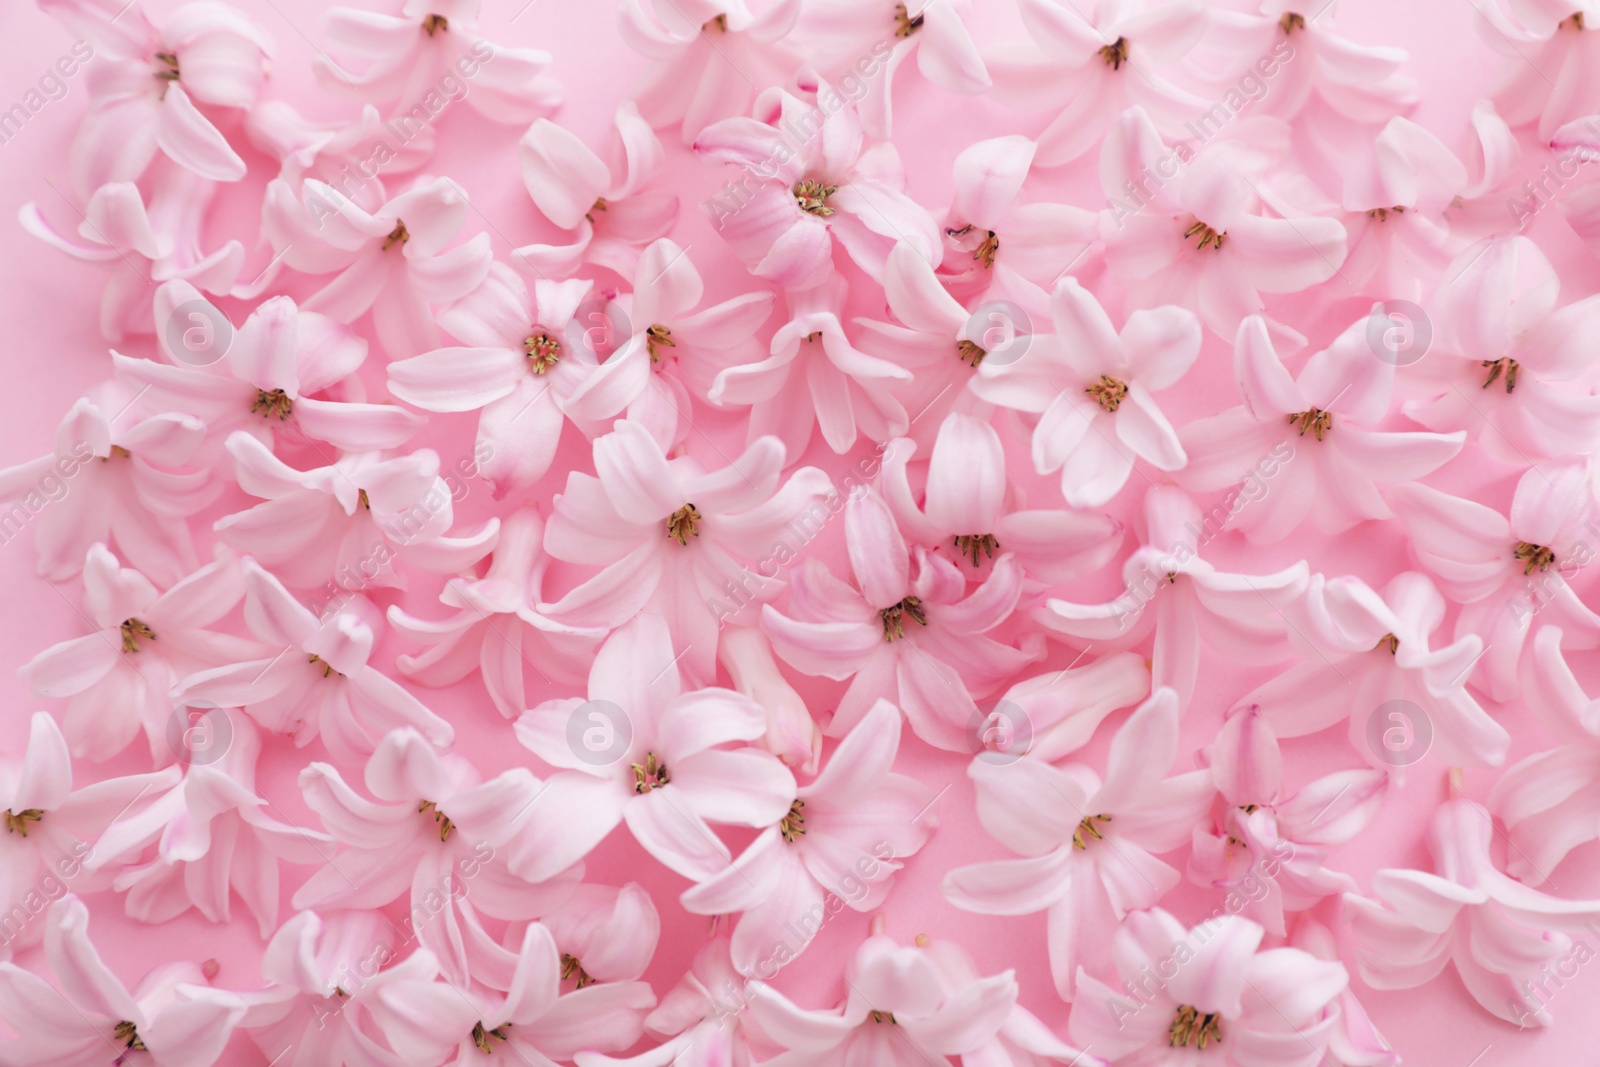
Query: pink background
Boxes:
[{"xmin": 2, "ymin": 0, "xmax": 1600, "ymax": 1063}]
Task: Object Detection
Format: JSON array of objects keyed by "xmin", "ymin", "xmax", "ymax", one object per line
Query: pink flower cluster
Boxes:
[{"xmin": 7, "ymin": 0, "xmax": 1600, "ymax": 1063}]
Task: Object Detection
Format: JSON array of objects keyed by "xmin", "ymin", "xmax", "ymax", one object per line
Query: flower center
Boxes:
[
  {"xmin": 794, "ymin": 179, "xmax": 838, "ymax": 217},
  {"xmin": 647, "ymin": 324, "xmax": 676, "ymax": 364},
  {"xmin": 704, "ymin": 13, "xmax": 728, "ymax": 32},
  {"xmin": 560, "ymin": 954, "xmax": 596, "ymax": 988},
  {"xmin": 879, "ymin": 596, "xmax": 927, "ymax": 641},
  {"xmin": 1481, "ymin": 357, "xmax": 1519, "ymax": 393},
  {"xmin": 422, "ymin": 14, "xmax": 448, "ymax": 35},
  {"xmin": 1288, "ymin": 408, "xmax": 1332, "ymax": 440},
  {"xmin": 418, "ymin": 800, "xmax": 455, "ymax": 841},
  {"xmin": 1100, "ymin": 36, "xmax": 1130, "ymax": 68},
  {"xmin": 1375, "ymin": 633, "xmax": 1399, "ymax": 654},
  {"xmin": 525, "ymin": 332, "xmax": 562, "ymax": 373},
  {"xmin": 957, "ymin": 340, "xmax": 988, "ymax": 367},
  {"xmin": 893, "ymin": 2, "xmax": 924, "ymax": 36},
  {"xmin": 587, "ymin": 197, "xmax": 608, "ymax": 223},
  {"xmin": 252, "ymin": 388, "xmax": 294, "ymax": 420},
  {"xmin": 4, "ymin": 809, "xmax": 43, "ymax": 836},
  {"xmin": 1279, "ymin": 12, "xmax": 1305, "ymax": 33},
  {"xmin": 870, "ymin": 1009, "xmax": 898, "ymax": 1024},
  {"xmin": 471, "ymin": 1022, "xmax": 510, "ymax": 1052},
  {"xmin": 114, "ymin": 1020, "xmax": 147, "ymax": 1051},
  {"xmin": 103, "ymin": 445, "xmax": 132, "ymax": 462},
  {"xmin": 1515, "ymin": 541, "xmax": 1556, "ymax": 574},
  {"xmin": 947, "ymin": 225, "xmax": 1000, "ymax": 268},
  {"xmin": 780, "ymin": 799, "xmax": 807, "ymax": 842},
  {"xmin": 1561, "ymin": 12, "xmax": 1585, "ymax": 30},
  {"xmin": 952, "ymin": 533, "xmax": 1000, "ymax": 566},
  {"xmin": 1072, "ymin": 813, "xmax": 1113, "ymax": 850},
  {"xmin": 1169, "ymin": 1005, "xmax": 1224, "ymax": 1048},
  {"xmin": 667, "ymin": 504, "xmax": 702, "ymax": 545},
  {"xmin": 1184, "ymin": 219, "xmax": 1226, "ymax": 250},
  {"xmin": 1086, "ymin": 374, "xmax": 1129, "ymax": 412},
  {"xmin": 1367, "ymin": 205, "xmax": 1407, "ymax": 221},
  {"xmin": 154, "ymin": 51, "xmax": 180, "ymax": 85},
  {"xmin": 120, "ymin": 618, "xmax": 156, "ymax": 653},
  {"xmin": 358, "ymin": 489, "xmax": 371, "ymax": 510},
  {"xmin": 383, "ymin": 220, "xmax": 410, "ymax": 250},
  {"xmin": 632, "ymin": 752, "xmax": 670, "ymax": 793},
  {"xmin": 309, "ymin": 653, "xmax": 343, "ymax": 678}
]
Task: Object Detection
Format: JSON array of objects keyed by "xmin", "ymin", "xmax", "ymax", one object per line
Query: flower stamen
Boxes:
[
  {"xmin": 1086, "ymin": 374, "xmax": 1129, "ymax": 412},
  {"xmin": 780, "ymin": 799, "xmax": 807, "ymax": 842},
  {"xmin": 114, "ymin": 1020, "xmax": 147, "ymax": 1052},
  {"xmin": 525, "ymin": 332, "xmax": 562, "ymax": 373},
  {"xmin": 418, "ymin": 800, "xmax": 454, "ymax": 841},
  {"xmin": 1288, "ymin": 408, "xmax": 1332, "ymax": 440},
  {"xmin": 952, "ymin": 533, "xmax": 1000, "ymax": 566},
  {"xmin": 1184, "ymin": 219, "xmax": 1226, "ymax": 250},
  {"xmin": 667, "ymin": 503, "xmax": 701, "ymax": 545},
  {"xmin": 4, "ymin": 809, "xmax": 43, "ymax": 836},
  {"xmin": 383, "ymin": 220, "xmax": 410, "ymax": 250},
  {"xmin": 1099, "ymin": 36, "xmax": 1130, "ymax": 69},
  {"xmin": 561, "ymin": 954, "xmax": 596, "ymax": 988},
  {"xmin": 1561, "ymin": 12, "xmax": 1585, "ymax": 30},
  {"xmin": 704, "ymin": 14, "xmax": 728, "ymax": 32},
  {"xmin": 794, "ymin": 179, "xmax": 838, "ymax": 217},
  {"xmin": 120, "ymin": 618, "xmax": 156, "ymax": 653},
  {"xmin": 154, "ymin": 51, "xmax": 180, "ymax": 85},
  {"xmin": 647, "ymin": 324, "xmax": 676, "ymax": 363},
  {"xmin": 1481, "ymin": 357, "xmax": 1519, "ymax": 393},
  {"xmin": 422, "ymin": 14, "xmax": 448, "ymax": 35},
  {"xmin": 632, "ymin": 752, "xmax": 670, "ymax": 793},
  {"xmin": 894, "ymin": 3, "xmax": 924, "ymax": 37},
  {"xmin": 1279, "ymin": 12, "xmax": 1305, "ymax": 33},
  {"xmin": 957, "ymin": 340, "xmax": 988, "ymax": 367},
  {"xmin": 252, "ymin": 388, "xmax": 293, "ymax": 420},
  {"xmin": 1367, "ymin": 205, "xmax": 1407, "ymax": 221},
  {"xmin": 1168, "ymin": 1004, "xmax": 1223, "ymax": 1048},
  {"xmin": 1515, "ymin": 541, "xmax": 1556, "ymax": 574},
  {"xmin": 309, "ymin": 653, "xmax": 343, "ymax": 678},
  {"xmin": 1072, "ymin": 813, "xmax": 1112, "ymax": 850},
  {"xmin": 587, "ymin": 197, "xmax": 607, "ymax": 223},
  {"xmin": 1376, "ymin": 633, "xmax": 1399, "ymax": 654},
  {"xmin": 471, "ymin": 1022, "xmax": 510, "ymax": 1052},
  {"xmin": 879, "ymin": 596, "xmax": 927, "ymax": 641},
  {"xmin": 870, "ymin": 1009, "xmax": 898, "ymax": 1024}
]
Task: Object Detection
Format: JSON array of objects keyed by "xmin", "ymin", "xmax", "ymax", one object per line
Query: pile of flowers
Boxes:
[{"xmin": 4, "ymin": 0, "xmax": 1600, "ymax": 1063}]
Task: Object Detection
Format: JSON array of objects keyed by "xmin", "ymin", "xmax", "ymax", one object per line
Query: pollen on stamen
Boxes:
[
  {"xmin": 1561, "ymin": 12, "xmax": 1585, "ymax": 30},
  {"xmin": 957, "ymin": 340, "xmax": 988, "ymax": 367},
  {"xmin": 1367, "ymin": 205, "xmax": 1407, "ymax": 221},
  {"xmin": 1481, "ymin": 357, "xmax": 1519, "ymax": 393},
  {"xmin": 1086, "ymin": 374, "xmax": 1129, "ymax": 412},
  {"xmin": 1168, "ymin": 1004, "xmax": 1223, "ymax": 1049},
  {"xmin": 667, "ymin": 503, "xmax": 702, "ymax": 545},
  {"xmin": 1072, "ymin": 813, "xmax": 1112, "ymax": 850},
  {"xmin": 114, "ymin": 1020, "xmax": 147, "ymax": 1052},
  {"xmin": 793, "ymin": 179, "xmax": 838, "ymax": 217},
  {"xmin": 1515, "ymin": 541, "xmax": 1556, "ymax": 574},
  {"xmin": 1184, "ymin": 219, "xmax": 1226, "ymax": 250},
  {"xmin": 587, "ymin": 197, "xmax": 608, "ymax": 223},
  {"xmin": 780, "ymin": 798, "xmax": 807, "ymax": 842},
  {"xmin": 252, "ymin": 388, "xmax": 293, "ymax": 420},
  {"xmin": 893, "ymin": 2, "xmax": 924, "ymax": 37},
  {"xmin": 1375, "ymin": 633, "xmax": 1399, "ymax": 654},
  {"xmin": 309, "ymin": 653, "xmax": 343, "ymax": 678},
  {"xmin": 879, "ymin": 596, "xmax": 927, "ymax": 641},
  {"xmin": 154, "ymin": 51, "xmax": 180, "ymax": 84},
  {"xmin": 1288, "ymin": 408, "xmax": 1333, "ymax": 440},
  {"xmin": 647, "ymin": 324, "xmax": 677, "ymax": 364},
  {"xmin": 524, "ymin": 332, "xmax": 561, "ymax": 373},
  {"xmin": 120, "ymin": 618, "xmax": 156, "ymax": 653},
  {"xmin": 4, "ymin": 808, "xmax": 43, "ymax": 836},
  {"xmin": 952, "ymin": 533, "xmax": 1000, "ymax": 566},
  {"xmin": 1099, "ymin": 36, "xmax": 1130, "ymax": 69},
  {"xmin": 422, "ymin": 13, "xmax": 448, "ymax": 35},
  {"xmin": 471, "ymin": 1022, "xmax": 510, "ymax": 1053},
  {"xmin": 382, "ymin": 220, "xmax": 410, "ymax": 250},
  {"xmin": 561, "ymin": 954, "xmax": 596, "ymax": 988},
  {"xmin": 632, "ymin": 752, "xmax": 670, "ymax": 793},
  {"xmin": 870, "ymin": 1009, "xmax": 898, "ymax": 1024},
  {"xmin": 417, "ymin": 800, "xmax": 455, "ymax": 841},
  {"xmin": 704, "ymin": 13, "xmax": 728, "ymax": 32},
  {"xmin": 1279, "ymin": 12, "xmax": 1306, "ymax": 33}
]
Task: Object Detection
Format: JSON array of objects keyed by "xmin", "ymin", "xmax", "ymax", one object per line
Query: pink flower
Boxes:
[
  {"xmin": 943, "ymin": 687, "xmax": 1214, "ymax": 1000},
  {"xmin": 0, "ymin": 392, "xmax": 214, "ymax": 584},
  {"xmin": 1288, "ymin": 917, "xmax": 1399, "ymax": 1067},
  {"xmin": 679, "ymin": 700, "xmax": 936, "ymax": 976},
  {"xmin": 745, "ymin": 930, "xmax": 1095, "ymax": 1066},
  {"xmin": 880, "ymin": 412, "xmax": 1124, "ymax": 583},
  {"xmin": 1405, "ymin": 235, "xmax": 1600, "ymax": 461},
  {"xmin": 1344, "ymin": 795, "xmax": 1600, "ymax": 1028},
  {"xmin": 388, "ymin": 265, "xmax": 605, "ymax": 496},
  {"xmin": 1099, "ymin": 107, "xmax": 1348, "ymax": 337},
  {"xmin": 39, "ymin": 0, "xmax": 271, "ymax": 193},
  {"xmin": 1037, "ymin": 486, "xmax": 1305, "ymax": 707},
  {"xmin": 292, "ymin": 727, "xmax": 580, "ymax": 984},
  {"xmin": 718, "ymin": 625, "xmax": 822, "ymax": 773},
  {"xmin": 540, "ymin": 419, "xmax": 830, "ymax": 685},
  {"xmin": 259, "ymin": 176, "xmax": 493, "ymax": 358},
  {"xmin": 762, "ymin": 489, "xmax": 1039, "ymax": 752},
  {"xmin": 1243, "ymin": 570, "xmax": 1511, "ymax": 769},
  {"xmin": 798, "ymin": 0, "xmax": 991, "ymax": 139},
  {"xmin": 978, "ymin": 651, "xmax": 1152, "ymax": 764},
  {"xmin": 971, "ymin": 276, "xmax": 1201, "ymax": 508},
  {"xmin": 696, "ymin": 90, "xmax": 941, "ymax": 288},
  {"xmin": 23, "ymin": 544, "xmax": 258, "ymax": 764},
  {"xmin": 84, "ymin": 717, "xmax": 333, "ymax": 939},
  {"xmin": 214, "ymin": 433, "xmax": 498, "ymax": 590},
  {"xmin": 988, "ymin": 0, "xmax": 1212, "ymax": 165},
  {"xmin": 388, "ymin": 508, "xmax": 601, "ymax": 717},
  {"xmin": 516, "ymin": 103, "xmax": 680, "ymax": 278},
  {"xmin": 1389, "ymin": 463, "xmax": 1600, "ymax": 701},
  {"xmin": 622, "ymin": 0, "xmax": 802, "ymax": 144},
  {"xmin": 21, "ymin": 176, "xmax": 244, "ymax": 340},
  {"xmin": 540, "ymin": 883, "xmax": 661, "ymax": 986},
  {"xmin": 510, "ymin": 613, "xmax": 799, "ymax": 882},
  {"xmin": 0, "ymin": 714, "xmax": 181, "ymax": 952},
  {"xmin": 1189, "ymin": 706, "xmax": 1386, "ymax": 935},
  {"xmin": 1068, "ymin": 908, "xmax": 1349, "ymax": 1065},
  {"xmin": 246, "ymin": 101, "xmax": 434, "ymax": 213},
  {"xmin": 1487, "ymin": 628, "xmax": 1600, "ymax": 884},
  {"xmin": 709, "ymin": 276, "xmax": 912, "ymax": 458},
  {"xmin": 173, "ymin": 559, "xmax": 453, "ymax": 761},
  {"xmin": 1179, "ymin": 315, "xmax": 1465, "ymax": 543},
  {"xmin": 0, "ymin": 895, "xmax": 246, "ymax": 1067},
  {"xmin": 316, "ymin": 0, "xmax": 561, "ymax": 124},
  {"xmin": 116, "ymin": 283, "xmax": 424, "ymax": 456},
  {"xmin": 362, "ymin": 922, "xmax": 654, "ymax": 1065},
  {"xmin": 1481, "ymin": 0, "xmax": 1600, "ymax": 138}
]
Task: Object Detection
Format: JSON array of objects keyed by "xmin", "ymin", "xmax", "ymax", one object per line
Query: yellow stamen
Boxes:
[
  {"xmin": 309, "ymin": 653, "xmax": 343, "ymax": 678},
  {"xmin": 1366, "ymin": 205, "xmax": 1407, "ymax": 221},
  {"xmin": 647, "ymin": 324, "xmax": 676, "ymax": 364},
  {"xmin": 114, "ymin": 1020, "xmax": 147, "ymax": 1051},
  {"xmin": 1184, "ymin": 219, "xmax": 1227, "ymax": 250},
  {"xmin": 470, "ymin": 1022, "xmax": 510, "ymax": 1052},
  {"xmin": 1279, "ymin": 12, "xmax": 1305, "ymax": 33},
  {"xmin": 952, "ymin": 533, "xmax": 1000, "ymax": 566},
  {"xmin": 1288, "ymin": 408, "xmax": 1332, "ymax": 440},
  {"xmin": 794, "ymin": 179, "xmax": 838, "ymax": 217},
  {"xmin": 252, "ymin": 388, "xmax": 293, "ymax": 420},
  {"xmin": 632, "ymin": 752, "xmax": 670, "ymax": 793},
  {"xmin": 1376, "ymin": 633, "xmax": 1399, "ymax": 654},
  {"xmin": 560, "ymin": 954, "xmax": 596, "ymax": 988},
  {"xmin": 587, "ymin": 197, "xmax": 608, "ymax": 223},
  {"xmin": 1515, "ymin": 542, "xmax": 1556, "ymax": 574},
  {"xmin": 870, "ymin": 1009, "xmax": 898, "ymax": 1024},
  {"xmin": 879, "ymin": 596, "xmax": 927, "ymax": 641},
  {"xmin": 1099, "ymin": 36, "xmax": 1130, "ymax": 69},
  {"xmin": 1168, "ymin": 1004, "xmax": 1223, "ymax": 1048},
  {"xmin": 1072, "ymin": 813, "xmax": 1113, "ymax": 850},
  {"xmin": 780, "ymin": 799, "xmax": 807, "ymax": 842},
  {"xmin": 524, "ymin": 332, "xmax": 561, "ymax": 373},
  {"xmin": 667, "ymin": 503, "xmax": 701, "ymax": 545},
  {"xmin": 4, "ymin": 809, "xmax": 43, "ymax": 836},
  {"xmin": 120, "ymin": 618, "xmax": 156, "ymax": 653},
  {"xmin": 1561, "ymin": 12, "xmax": 1585, "ymax": 30},
  {"xmin": 1086, "ymin": 374, "xmax": 1129, "ymax": 412},
  {"xmin": 1481, "ymin": 357, "xmax": 1519, "ymax": 393},
  {"xmin": 422, "ymin": 14, "xmax": 448, "ymax": 35},
  {"xmin": 382, "ymin": 221, "xmax": 409, "ymax": 250},
  {"xmin": 704, "ymin": 13, "xmax": 728, "ymax": 32},
  {"xmin": 154, "ymin": 51, "xmax": 180, "ymax": 83},
  {"xmin": 893, "ymin": 2, "xmax": 924, "ymax": 37},
  {"xmin": 956, "ymin": 340, "xmax": 988, "ymax": 367},
  {"xmin": 418, "ymin": 800, "xmax": 454, "ymax": 842}
]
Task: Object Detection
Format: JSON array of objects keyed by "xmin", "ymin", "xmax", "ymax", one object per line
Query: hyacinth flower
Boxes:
[
  {"xmin": 539, "ymin": 419, "xmax": 831, "ymax": 685},
  {"xmin": 1480, "ymin": 0, "xmax": 1600, "ymax": 138},
  {"xmin": 292, "ymin": 727, "xmax": 580, "ymax": 985},
  {"xmin": 694, "ymin": 87, "xmax": 941, "ymax": 288},
  {"xmin": 0, "ymin": 895, "xmax": 247, "ymax": 1067},
  {"xmin": 538, "ymin": 882, "xmax": 661, "ymax": 987},
  {"xmin": 0, "ymin": 392, "xmax": 215, "ymax": 586},
  {"xmin": 515, "ymin": 102, "xmax": 680, "ymax": 278},
  {"xmin": 387, "ymin": 508, "xmax": 602, "ymax": 717},
  {"xmin": 83, "ymin": 716, "xmax": 333, "ymax": 939},
  {"xmin": 257, "ymin": 176, "xmax": 493, "ymax": 358},
  {"xmin": 1345, "ymin": 794, "xmax": 1600, "ymax": 1027},
  {"xmin": 709, "ymin": 275, "xmax": 912, "ymax": 458},
  {"xmin": 971, "ymin": 274, "xmax": 1201, "ymax": 508},
  {"xmin": 1038, "ymin": 485, "xmax": 1308, "ymax": 708},
  {"xmin": 679, "ymin": 700, "xmax": 936, "ymax": 976},
  {"xmin": 978, "ymin": 651, "xmax": 1152, "ymax": 764},
  {"xmin": 1179, "ymin": 314, "xmax": 1465, "ymax": 543},
  {"xmin": 246, "ymin": 100, "xmax": 434, "ymax": 212},
  {"xmin": 511, "ymin": 613, "xmax": 799, "ymax": 882},
  {"xmin": 23, "ymin": 544, "xmax": 259, "ymax": 764},
  {"xmin": 38, "ymin": 0, "xmax": 272, "ymax": 194},
  {"xmin": 879, "ymin": 412, "xmax": 1124, "ymax": 584},
  {"xmin": 1388, "ymin": 462, "xmax": 1600, "ymax": 701},
  {"xmin": 115, "ymin": 282, "xmax": 424, "ymax": 456},
  {"xmin": 943, "ymin": 688, "xmax": 1214, "ymax": 1000},
  {"xmin": 316, "ymin": 0, "xmax": 562, "ymax": 123},
  {"xmin": 21, "ymin": 175, "xmax": 244, "ymax": 341},
  {"xmin": 1404, "ymin": 235, "xmax": 1600, "ymax": 461},
  {"xmin": 214, "ymin": 433, "xmax": 498, "ymax": 590},
  {"xmin": 1242, "ymin": 570, "xmax": 1511, "ymax": 769},
  {"xmin": 762, "ymin": 489, "xmax": 1040, "ymax": 752}
]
